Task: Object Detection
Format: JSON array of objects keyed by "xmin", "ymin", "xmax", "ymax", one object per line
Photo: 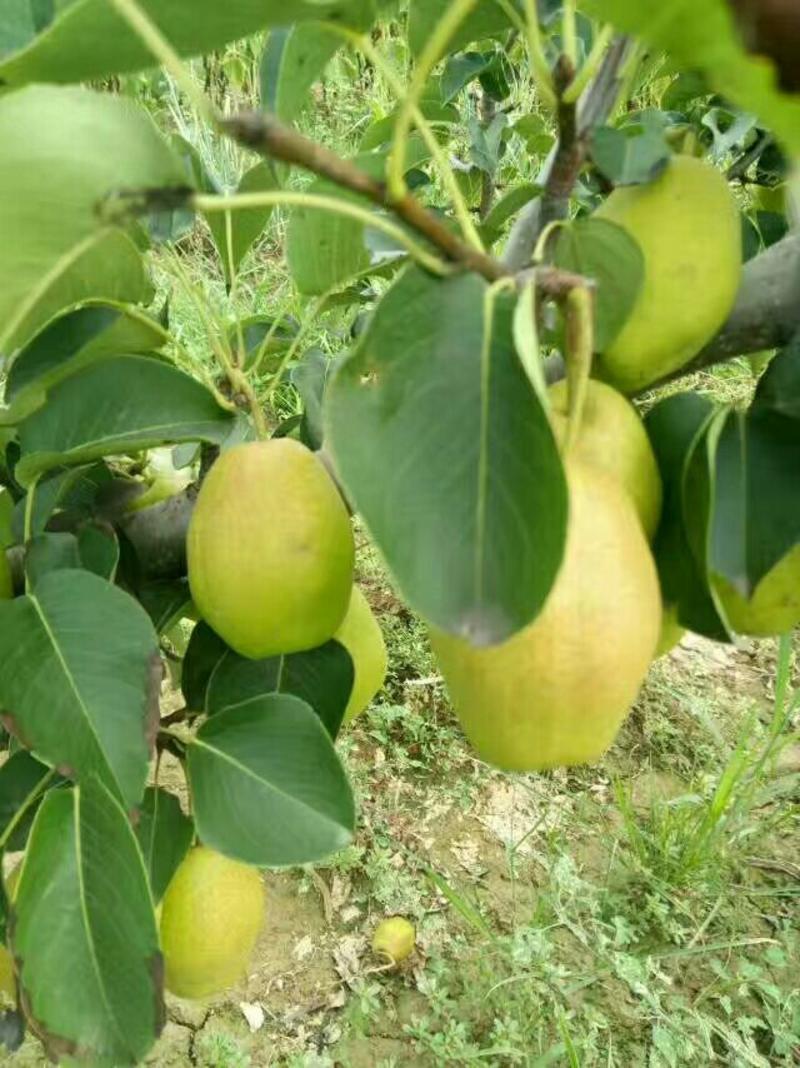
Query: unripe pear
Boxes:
[
  {"xmin": 159, "ymin": 846, "xmax": 265, "ymax": 1000},
  {"xmin": 335, "ymin": 586, "xmax": 388, "ymax": 724},
  {"xmin": 187, "ymin": 440, "xmax": 354, "ymax": 659},
  {"xmin": 549, "ymin": 379, "xmax": 662, "ymax": 540},
  {"xmin": 595, "ymin": 155, "xmax": 741, "ymax": 393},
  {"xmin": 372, "ymin": 917, "xmax": 416, "ymax": 964},
  {"xmin": 431, "ymin": 462, "xmax": 661, "ymax": 771},
  {"xmin": 714, "ymin": 545, "xmax": 800, "ymax": 637}
]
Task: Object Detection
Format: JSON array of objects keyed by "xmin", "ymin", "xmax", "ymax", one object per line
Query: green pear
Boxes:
[
  {"xmin": 431, "ymin": 462, "xmax": 662, "ymax": 771},
  {"xmin": 595, "ymin": 155, "xmax": 741, "ymax": 393},
  {"xmin": 335, "ymin": 586, "xmax": 388, "ymax": 723},
  {"xmin": 549, "ymin": 379, "xmax": 662, "ymax": 540},
  {"xmin": 714, "ymin": 545, "xmax": 800, "ymax": 637},
  {"xmin": 188, "ymin": 439, "xmax": 354, "ymax": 659}
]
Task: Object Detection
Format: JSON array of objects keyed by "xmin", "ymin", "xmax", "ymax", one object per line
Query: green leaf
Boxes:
[
  {"xmin": 707, "ymin": 343, "xmax": 800, "ymax": 593},
  {"xmin": 480, "ymin": 182, "xmax": 541, "ymax": 246},
  {"xmin": 701, "ymin": 106, "xmax": 757, "ymax": 162},
  {"xmin": 16, "ymin": 355, "xmax": 235, "ymax": 486},
  {"xmin": 260, "ymin": 24, "xmax": 342, "ymax": 123},
  {"xmin": 187, "ymin": 695, "xmax": 355, "ymax": 866},
  {"xmin": 408, "ymin": 0, "xmax": 514, "ymax": 59},
  {"xmin": 590, "ymin": 123, "xmax": 671, "ymax": 186},
  {"xmin": 228, "ymin": 314, "xmax": 300, "ymax": 373},
  {"xmin": 645, "ymin": 391, "xmax": 728, "ymax": 639},
  {"xmin": 135, "ymin": 787, "xmax": 194, "ymax": 904},
  {"xmin": 360, "ymin": 95, "xmax": 458, "ymax": 151},
  {"xmin": 11, "ymin": 463, "xmax": 111, "ymax": 542},
  {"xmin": 183, "ymin": 622, "xmax": 353, "ymax": 739},
  {"xmin": 512, "ymin": 114, "xmax": 555, "ymax": 156},
  {"xmin": 206, "ymin": 161, "xmax": 278, "ymax": 285},
  {"xmin": 0, "ymin": 86, "xmax": 184, "ymax": 353},
  {"xmin": 441, "ymin": 51, "xmax": 492, "ymax": 103},
  {"xmin": 586, "ymin": 0, "xmax": 800, "ymax": 158},
  {"xmin": 2, "ymin": 302, "xmax": 168, "ymax": 426},
  {"xmin": 206, "ymin": 641, "xmax": 354, "ymax": 739},
  {"xmin": 0, "ymin": 751, "xmax": 55, "ymax": 857},
  {"xmin": 76, "ymin": 522, "xmax": 119, "ymax": 580},
  {"xmin": 552, "ymin": 217, "xmax": 645, "ymax": 352},
  {"xmin": 24, "ymin": 532, "xmax": 82, "ymax": 587},
  {"xmin": 0, "ymin": 570, "xmax": 159, "ymax": 808},
  {"xmin": 137, "ymin": 580, "xmax": 192, "ymax": 634},
  {"xmin": 0, "ymin": 0, "xmax": 382, "ymax": 85},
  {"xmin": 12, "ymin": 779, "xmax": 162, "ymax": 1065},
  {"xmin": 291, "ymin": 347, "xmax": 340, "ymax": 449},
  {"xmin": 327, "ymin": 267, "xmax": 568, "ymax": 645}
]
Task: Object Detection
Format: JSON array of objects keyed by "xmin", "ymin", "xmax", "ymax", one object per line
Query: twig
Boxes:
[
  {"xmin": 222, "ymin": 113, "xmax": 508, "ymax": 283},
  {"xmin": 538, "ymin": 55, "xmax": 584, "ymax": 234},
  {"xmin": 727, "ymin": 131, "xmax": 774, "ymax": 183}
]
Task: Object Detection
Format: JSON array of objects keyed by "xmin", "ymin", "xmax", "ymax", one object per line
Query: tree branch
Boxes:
[
  {"xmin": 536, "ymin": 55, "xmax": 584, "ymax": 234},
  {"xmin": 502, "ymin": 35, "xmax": 631, "ymax": 270},
  {"xmin": 222, "ymin": 112, "xmax": 509, "ymax": 284}
]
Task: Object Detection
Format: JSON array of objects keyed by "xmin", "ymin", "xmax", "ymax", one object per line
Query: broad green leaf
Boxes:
[
  {"xmin": 645, "ymin": 391, "xmax": 728, "ymax": 640},
  {"xmin": 0, "ymin": 86, "xmax": 183, "ymax": 353},
  {"xmin": 2, "ymin": 302, "xmax": 168, "ymax": 426},
  {"xmin": 552, "ymin": 217, "xmax": 645, "ymax": 352},
  {"xmin": 707, "ymin": 343, "xmax": 800, "ymax": 594},
  {"xmin": 206, "ymin": 640, "xmax": 354, "ymax": 739},
  {"xmin": 441, "ymin": 51, "xmax": 493, "ymax": 103},
  {"xmin": 187, "ymin": 695, "xmax": 355, "ymax": 866},
  {"xmin": 359, "ymin": 96, "xmax": 458, "ymax": 151},
  {"xmin": 512, "ymin": 114, "xmax": 555, "ymax": 156},
  {"xmin": 183, "ymin": 621, "xmax": 353, "ymax": 739},
  {"xmin": 137, "ymin": 580, "xmax": 192, "ymax": 634},
  {"xmin": 135, "ymin": 787, "xmax": 194, "ymax": 904},
  {"xmin": 0, "ymin": 0, "xmax": 49, "ymax": 57},
  {"xmin": 0, "ymin": 751, "xmax": 55, "ymax": 858},
  {"xmin": 227, "ymin": 314, "xmax": 300, "ymax": 374},
  {"xmin": 0, "ymin": 0, "xmax": 381, "ymax": 85},
  {"xmin": 16, "ymin": 355, "xmax": 235, "ymax": 486},
  {"xmin": 206, "ymin": 162, "xmax": 278, "ymax": 285},
  {"xmin": 291, "ymin": 347, "xmax": 341, "ymax": 450},
  {"xmin": 260, "ymin": 24, "xmax": 342, "ymax": 124},
  {"xmin": 13, "ymin": 780, "xmax": 162, "ymax": 1065},
  {"xmin": 590, "ymin": 123, "xmax": 671, "ymax": 187},
  {"xmin": 407, "ymin": 0, "xmax": 514, "ymax": 59},
  {"xmin": 76, "ymin": 522, "xmax": 119, "ymax": 580},
  {"xmin": 586, "ymin": 0, "xmax": 800, "ymax": 157},
  {"xmin": 7, "ymin": 229, "xmax": 152, "ymax": 356},
  {"xmin": 327, "ymin": 267, "xmax": 568, "ymax": 645},
  {"xmin": 24, "ymin": 532, "xmax": 81, "ymax": 586},
  {"xmin": 10, "ymin": 463, "xmax": 111, "ymax": 542},
  {"xmin": 0, "ymin": 570, "xmax": 160, "ymax": 807}
]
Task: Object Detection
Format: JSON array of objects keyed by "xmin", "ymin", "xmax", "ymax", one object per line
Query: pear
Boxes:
[
  {"xmin": 160, "ymin": 846, "xmax": 265, "ymax": 1000},
  {"xmin": 431, "ymin": 462, "xmax": 661, "ymax": 771},
  {"xmin": 549, "ymin": 379, "xmax": 662, "ymax": 540},
  {"xmin": 335, "ymin": 586, "xmax": 388, "ymax": 723},
  {"xmin": 714, "ymin": 545, "xmax": 800, "ymax": 637},
  {"xmin": 188, "ymin": 439, "xmax": 354, "ymax": 659},
  {"xmin": 595, "ymin": 155, "xmax": 741, "ymax": 393}
]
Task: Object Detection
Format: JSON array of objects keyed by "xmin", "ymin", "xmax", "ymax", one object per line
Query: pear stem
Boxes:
[{"xmin": 562, "ymin": 285, "xmax": 594, "ymax": 456}]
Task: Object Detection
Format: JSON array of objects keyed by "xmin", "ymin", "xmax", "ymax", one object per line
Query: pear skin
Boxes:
[
  {"xmin": 431, "ymin": 463, "xmax": 661, "ymax": 771},
  {"xmin": 595, "ymin": 156, "xmax": 741, "ymax": 393}
]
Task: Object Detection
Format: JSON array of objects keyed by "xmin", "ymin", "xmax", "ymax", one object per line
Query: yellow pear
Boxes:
[
  {"xmin": 187, "ymin": 439, "xmax": 354, "ymax": 658},
  {"xmin": 335, "ymin": 586, "xmax": 388, "ymax": 723},
  {"xmin": 595, "ymin": 155, "xmax": 741, "ymax": 393},
  {"xmin": 549, "ymin": 379, "xmax": 662, "ymax": 540},
  {"xmin": 714, "ymin": 545, "xmax": 800, "ymax": 637},
  {"xmin": 159, "ymin": 846, "xmax": 265, "ymax": 1000},
  {"xmin": 431, "ymin": 462, "xmax": 661, "ymax": 771},
  {"xmin": 655, "ymin": 604, "xmax": 685, "ymax": 657},
  {"xmin": 372, "ymin": 917, "xmax": 416, "ymax": 964}
]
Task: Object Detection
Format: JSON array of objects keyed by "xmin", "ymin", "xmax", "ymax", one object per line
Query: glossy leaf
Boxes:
[
  {"xmin": 441, "ymin": 51, "xmax": 492, "ymax": 103},
  {"xmin": 260, "ymin": 23, "xmax": 342, "ymax": 123},
  {"xmin": 0, "ymin": 0, "xmax": 383, "ymax": 85},
  {"xmin": 327, "ymin": 267, "xmax": 568, "ymax": 645},
  {"xmin": 11, "ymin": 463, "xmax": 111, "ymax": 542},
  {"xmin": 24, "ymin": 532, "xmax": 81, "ymax": 587},
  {"xmin": 2, "ymin": 302, "xmax": 169, "ymax": 426},
  {"xmin": 0, "ymin": 570, "xmax": 160, "ymax": 807},
  {"xmin": 76, "ymin": 522, "xmax": 119, "ymax": 580},
  {"xmin": 290, "ymin": 347, "xmax": 340, "ymax": 450},
  {"xmin": 552, "ymin": 217, "xmax": 645, "ymax": 351},
  {"xmin": 480, "ymin": 182, "xmax": 541, "ymax": 246},
  {"xmin": 187, "ymin": 695, "xmax": 355, "ymax": 866},
  {"xmin": 645, "ymin": 391, "xmax": 727, "ymax": 639},
  {"xmin": 0, "ymin": 86, "xmax": 184, "ymax": 354},
  {"xmin": 16, "ymin": 355, "xmax": 236, "ymax": 486},
  {"xmin": 137, "ymin": 580, "xmax": 192, "ymax": 635},
  {"xmin": 590, "ymin": 123, "xmax": 671, "ymax": 186},
  {"xmin": 135, "ymin": 787, "xmax": 194, "ymax": 904},
  {"xmin": 12, "ymin": 779, "xmax": 162, "ymax": 1065}
]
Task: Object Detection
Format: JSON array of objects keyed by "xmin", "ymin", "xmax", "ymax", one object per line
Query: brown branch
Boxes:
[
  {"xmin": 221, "ymin": 112, "xmax": 509, "ymax": 283},
  {"xmin": 537, "ymin": 56, "xmax": 585, "ymax": 235}
]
